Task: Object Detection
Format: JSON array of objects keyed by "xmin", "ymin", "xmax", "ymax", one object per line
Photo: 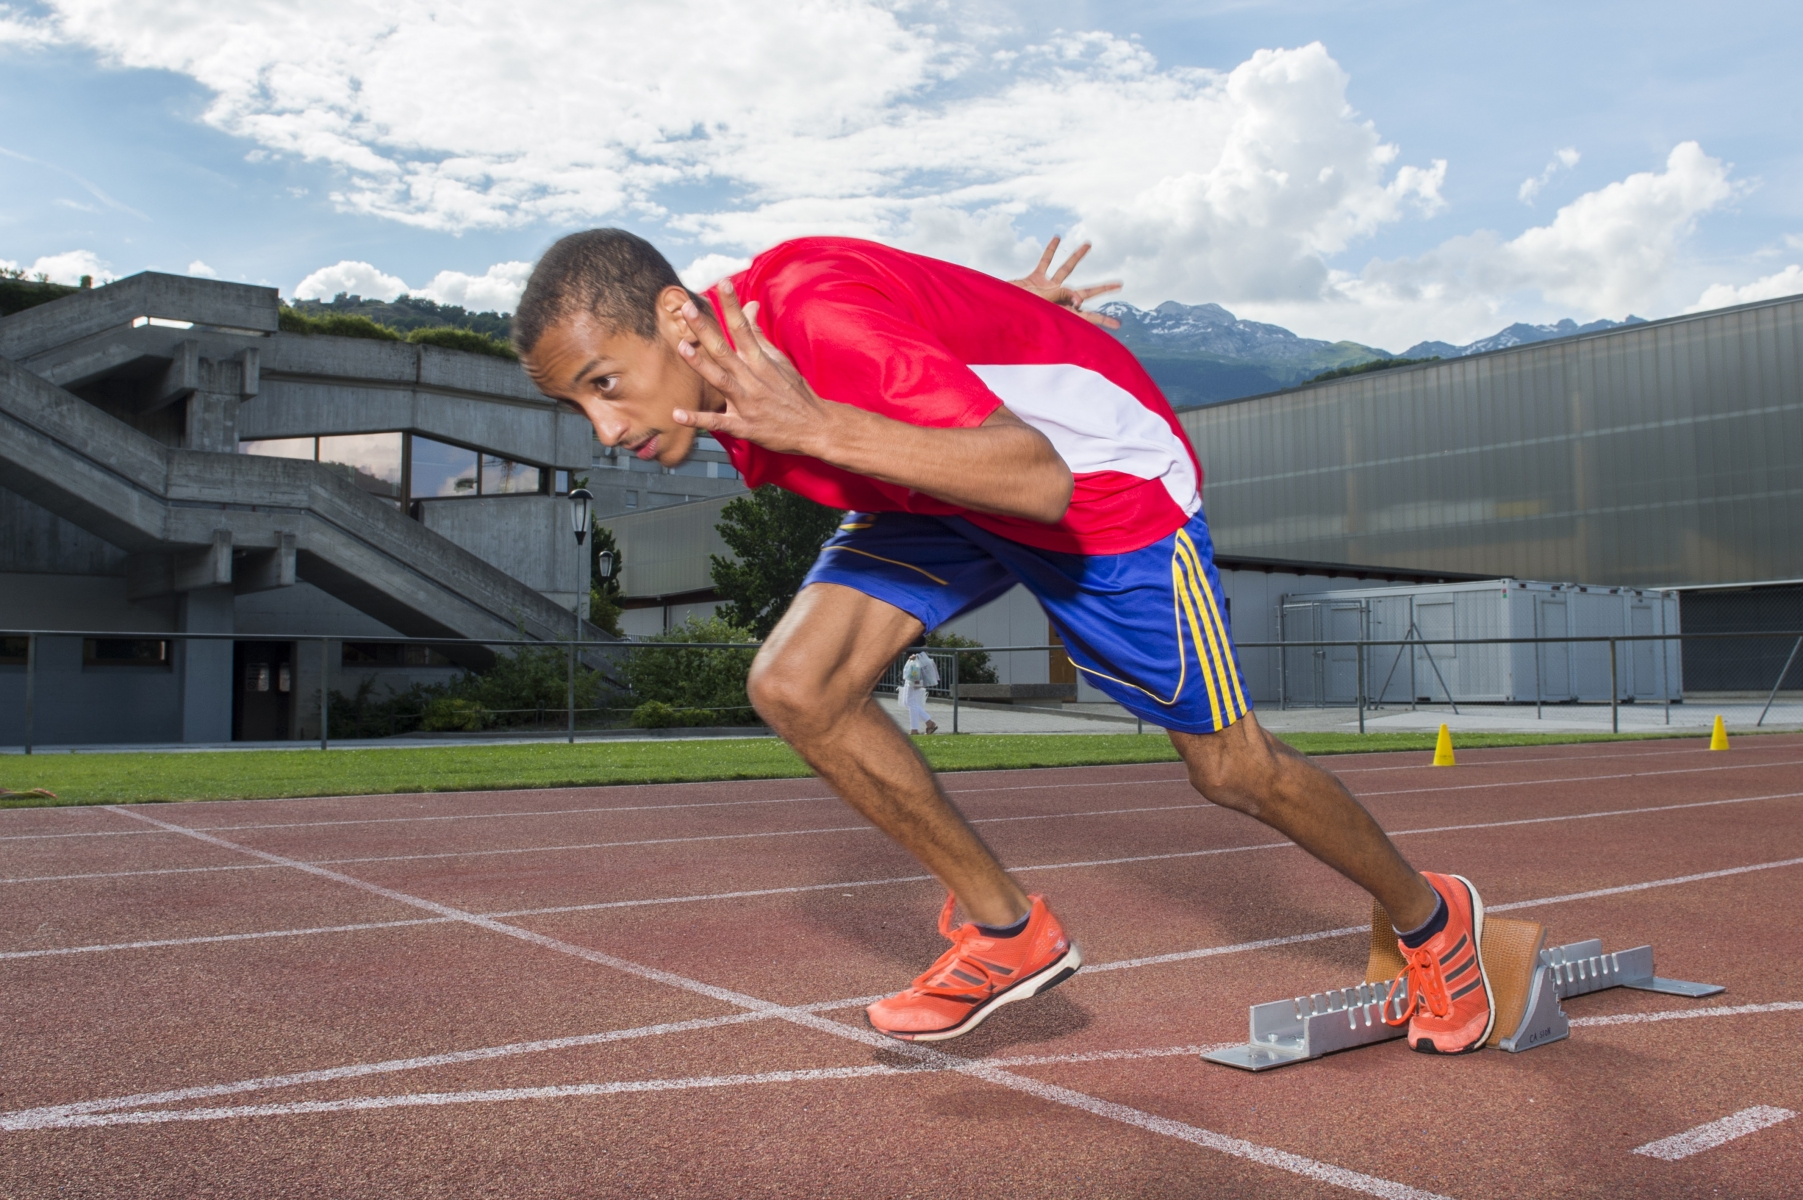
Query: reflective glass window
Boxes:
[
  {"xmin": 410, "ymin": 436, "xmax": 479, "ymax": 498},
  {"xmin": 240, "ymin": 437, "xmax": 316, "ymax": 459},
  {"xmin": 318, "ymin": 433, "xmax": 403, "ymax": 503},
  {"xmin": 481, "ymin": 454, "xmax": 541, "ymax": 495}
]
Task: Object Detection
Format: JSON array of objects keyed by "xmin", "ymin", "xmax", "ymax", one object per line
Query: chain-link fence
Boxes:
[{"xmin": 5, "ymin": 627, "xmax": 1802, "ymax": 753}]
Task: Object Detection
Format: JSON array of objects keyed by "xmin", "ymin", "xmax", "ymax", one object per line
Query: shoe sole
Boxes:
[
  {"xmin": 872, "ymin": 942, "xmax": 1083, "ymax": 1043},
  {"xmin": 1410, "ymin": 873, "xmax": 1496, "ymax": 1055}
]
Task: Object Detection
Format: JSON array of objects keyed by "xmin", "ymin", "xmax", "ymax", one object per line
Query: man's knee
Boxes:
[
  {"xmin": 1176, "ymin": 721, "xmax": 1279, "ymax": 815},
  {"xmin": 747, "ymin": 650, "xmax": 854, "ymax": 737}
]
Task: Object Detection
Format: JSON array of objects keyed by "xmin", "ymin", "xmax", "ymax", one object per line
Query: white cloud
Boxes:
[
  {"xmin": 416, "ymin": 261, "xmax": 533, "ymax": 312},
  {"xmin": 1, "ymin": 248, "xmax": 111, "ymax": 285},
  {"xmin": 291, "ymin": 259, "xmax": 532, "ymax": 312},
  {"xmin": 292, "ymin": 260, "xmax": 409, "ymax": 302},
  {"xmin": 1278, "ymin": 142, "xmax": 1737, "ymax": 346},
  {"xmin": 187, "ymin": 259, "xmax": 218, "ymax": 278},
  {"xmin": 1689, "ymin": 264, "xmax": 1803, "ymax": 312},
  {"xmin": 678, "ymin": 254, "xmax": 752, "ymax": 290},
  {"xmin": 25, "ymin": 4, "xmax": 1442, "ymax": 306},
  {"xmin": 0, "ymin": 3, "xmax": 54, "ymax": 45},
  {"xmin": 1518, "ymin": 146, "xmax": 1580, "ymax": 204},
  {"xmin": 18, "ymin": 4, "xmax": 1745, "ymax": 348}
]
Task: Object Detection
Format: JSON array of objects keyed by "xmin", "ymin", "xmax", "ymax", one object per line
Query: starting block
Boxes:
[{"xmin": 1203, "ymin": 903, "xmax": 1723, "ymax": 1071}]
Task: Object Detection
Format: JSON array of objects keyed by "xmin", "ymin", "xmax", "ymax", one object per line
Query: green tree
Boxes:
[
  {"xmin": 710, "ymin": 487, "xmax": 845, "ymax": 638},
  {"xmin": 588, "ymin": 520, "xmax": 624, "ymax": 637}
]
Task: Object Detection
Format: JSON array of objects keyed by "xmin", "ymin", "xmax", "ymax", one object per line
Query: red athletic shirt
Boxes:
[{"xmin": 706, "ymin": 237, "xmax": 1202, "ymax": 556}]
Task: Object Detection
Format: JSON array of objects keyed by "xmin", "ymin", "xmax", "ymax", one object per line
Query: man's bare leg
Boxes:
[
  {"xmin": 748, "ymin": 583, "xmax": 1030, "ymax": 927},
  {"xmin": 1170, "ymin": 714, "xmax": 1438, "ymax": 929}
]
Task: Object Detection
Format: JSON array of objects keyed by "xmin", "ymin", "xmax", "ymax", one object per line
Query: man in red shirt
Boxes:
[{"xmin": 517, "ymin": 230, "xmax": 1494, "ymax": 1055}]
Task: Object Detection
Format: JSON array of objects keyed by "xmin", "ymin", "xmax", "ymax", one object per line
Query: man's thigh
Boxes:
[
  {"xmin": 756, "ymin": 511, "xmax": 1017, "ymax": 711},
  {"xmin": 955, "ymin": 509, "xmax": 1252, "ymax": 735}
]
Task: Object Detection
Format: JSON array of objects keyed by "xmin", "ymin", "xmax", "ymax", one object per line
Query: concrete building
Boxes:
[{"xmin": 2, "ymin": 273, "xmax": 609, "ymax": 745}]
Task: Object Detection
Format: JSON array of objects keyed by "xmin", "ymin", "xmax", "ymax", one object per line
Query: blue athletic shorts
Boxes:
[{"xmin": 799, "ymin": 509, "xmax": 1251, "ymax": 734}]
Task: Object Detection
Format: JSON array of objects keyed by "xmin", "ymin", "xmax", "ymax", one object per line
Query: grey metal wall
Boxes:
[{"xmin": 1180, "ymin": 292, "xmax": 1803, "ymax": 589}]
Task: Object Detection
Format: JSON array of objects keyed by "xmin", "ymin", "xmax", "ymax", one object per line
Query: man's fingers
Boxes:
[
  {"xmin": 1079, "ymin": 310, "xmax": 1122, "ymax": 330},
  {"xmin": 1073, "ymin": 281, "xmax": 1122, "ymax": 302},
  {"xmin": 1033, "ymin": 236, "xmax": 1061, "ymax": 278},
  {"xmin": 677, "ymin": 329, "xmax": 746, "ymax": 397},
  {"xmin": 671, "ymin": 406, "xmax": 741, "ymax": 437},
  {"xmin": 1050, "ymin": 241, "xmax": 1091, "ymax": 285},
  {"xmin": 716, "ymin": 281, "xmax": 773, "ymax": 369},
  {"xmin": 739, "ymin": 300, "xmax": 793, "ymax": 366}
]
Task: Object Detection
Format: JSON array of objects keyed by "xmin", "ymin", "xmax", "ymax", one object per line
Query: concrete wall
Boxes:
[{"xmin": 418, "ymin": 495, "xmax": 590, "ymax": 616}]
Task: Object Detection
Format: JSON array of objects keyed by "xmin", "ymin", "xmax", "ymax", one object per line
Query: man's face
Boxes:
[{"xmin": 523, "ymin": 291, "xmax": 713, "ymax": 468}]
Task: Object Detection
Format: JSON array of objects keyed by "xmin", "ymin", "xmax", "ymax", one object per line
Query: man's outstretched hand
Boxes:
[
  {"xmin": 1011, "ymin": 237, "xmax": 1122, "ymax": 329},
  {"xmin": 672, "ymin": 281, "xmax": 827, "ymax": 456}
]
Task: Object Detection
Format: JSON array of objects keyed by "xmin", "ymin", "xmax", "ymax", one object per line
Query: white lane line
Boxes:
[
  {"xmin": 101, "ymin": 808, "xmax": 1447, "ymax": 1200},
  {"xmin": 0, "ymin": 1011, "xmax": 773, "ymax": 1130},
  {"xmin": 1, "ymin": 863, "xmax": 277, "ymax": 885},
  {"xmin": 1632, "ymin": 1106, "xmax": 1797, "ymax": 1161},
  {"xmin": 1573, "ymin": 1001, "xmax": 1803, "ymax": 1027},
  {"xmin": 13, "ymin": 790, "xmax": 1801, "ymax": 952},
  {"xmin": 301, "ymin": 802, "xmax": 1214, "ymax": 869},
  {"xmin": 0, "ymin": 828, "xmax": 165, "ymax": 842},
  {"xmin": 185, "ymin": 777, "xmax": 1195, "ymax": 834},
  {"xmin": 1356, "ymin": 757, "xmax": 1803, "ymax": 799},
  {"xmin": 1489, "ymin": 855, "xmax": 1803, "ymax": 913},
  {"xmin": 18, "ymin": 993, "xmax": 1803, "ymax": 1137},
  {"xmin": 0, "ymin": 918, "xmax": 453, "ymax": 961},
  {"xmin": 14, "ymin": 780, "xmax": 1797, "ymax": 887},
  {"xmin": 3, "ymin": 740, "xmax": 1791, "ymax": 844}
]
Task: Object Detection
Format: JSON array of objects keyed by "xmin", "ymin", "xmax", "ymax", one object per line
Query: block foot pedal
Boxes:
[{"xmin": 1203, "ymin": 902, "xmax": 1723, "ymax": 1071}]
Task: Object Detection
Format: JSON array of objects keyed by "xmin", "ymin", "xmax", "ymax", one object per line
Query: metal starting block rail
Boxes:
[{"xmin": 1204, "ymin": 917, "xmax": 1724, "ymax": 1072}]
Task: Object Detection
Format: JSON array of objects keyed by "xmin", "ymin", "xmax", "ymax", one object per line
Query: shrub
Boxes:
[
  {"xmin": 420, "ymin": 697, "xmax": 485, "ymax": 731},
  {"xmin": 632, "ymin": 701, "xmax": 723, "ymax": 728},
  {"xmin": 923, "ymin": 631, "xmax": 998, "ymax": 684},
  {"xmin": 279, "ymin": 306, "xmax": 402, "ymax": 342},
  {"xmin": 624, "ymin": 615, "xmax": 759, "ymax": 724},
  {"xmin": 405, "ymin": 326, "xmax": 519, "ymax": 361}
]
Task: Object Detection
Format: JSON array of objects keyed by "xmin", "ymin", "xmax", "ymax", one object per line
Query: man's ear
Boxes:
[{"xmin": 655, "ymin": 284, "xmax": 694, "ymax": 345}]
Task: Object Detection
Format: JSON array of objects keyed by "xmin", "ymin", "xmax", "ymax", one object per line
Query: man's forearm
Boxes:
[{"xmin": 803, "ymin": 402, "xmax": 1073, "ymax": 524}]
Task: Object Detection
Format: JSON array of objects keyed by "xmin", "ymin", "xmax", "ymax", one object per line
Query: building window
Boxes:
[
  {"xmin": 410, "ymin": 436, "xmax": 479, "ymax": 498},
  {"xmin": 625, "ymin": 491, "xmax": 638, "ymax": 508},
  {"xmin": 0, "ymin": 636, "xmax": 26, "ymax": 665},
  {"xmin": 341, "ymin": 642, "xmax": 455, "ymax": 667},
  {"xmin": 481, "ymin": 454, "xmax": 541, "ymax": 495},
  {"xmin": 241, "ymin": 436, "xmax": 317, "ymax": 460},
  {"xmin": 318, "ymin": 433, "xmax": 404, "ymax": 503},
  {"xmin": 83, "ymin": 639, "xmax": 171, "ymax": 668}
]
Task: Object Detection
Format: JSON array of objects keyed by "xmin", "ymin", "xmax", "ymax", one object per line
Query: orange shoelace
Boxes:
[
  {"xmin": 906, "ymin": 894, "xmax": 1022, "ymax": 1001},
  {"xmin": 1382, "ymin": 944, "xmax": 1452, "ymax": 1026}
]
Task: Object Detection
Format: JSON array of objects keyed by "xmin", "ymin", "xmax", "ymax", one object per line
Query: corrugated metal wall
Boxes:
[{"xmin": 1179, "ymin": 293, "xmax": 1803, "ymax": 588}]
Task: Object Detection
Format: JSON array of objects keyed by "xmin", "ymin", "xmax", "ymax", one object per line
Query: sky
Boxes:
[{"xmin": 2, "ymin": 0, "xmax": 1800, "ymax": 352}]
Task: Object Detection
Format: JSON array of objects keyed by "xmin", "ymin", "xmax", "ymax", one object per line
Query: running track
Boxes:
[{"xmin": 3, "ymin": 736, "xmax": 1801, "ymax": 1197}]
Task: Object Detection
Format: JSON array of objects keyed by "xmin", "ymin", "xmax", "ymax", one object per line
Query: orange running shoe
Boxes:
[
  {"xmin": 1384, "ymin": 872, "xmax": 1496, "ymax": 1054},
  {"xmin": 866, "ymin": 893, "xmax": 1081, "ymax": 1042}
]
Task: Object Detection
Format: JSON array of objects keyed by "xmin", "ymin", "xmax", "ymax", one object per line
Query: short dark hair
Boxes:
[{"xmin": 513, "ymin": 228, "xmax": 687, "ymax": 355}]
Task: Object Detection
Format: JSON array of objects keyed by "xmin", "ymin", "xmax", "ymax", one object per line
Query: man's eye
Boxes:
[{"xmin": 594, "ymin": 375, "xmax": 619, "ymax": 394}]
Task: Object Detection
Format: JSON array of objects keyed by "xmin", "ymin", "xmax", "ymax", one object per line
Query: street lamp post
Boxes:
[{"xmin": 567, "ymin": 488, "xmax": 592, "ymax": 744}]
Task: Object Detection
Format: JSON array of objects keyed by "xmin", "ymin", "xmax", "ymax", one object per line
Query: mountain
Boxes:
[
  {"xmin": 1097, "ymin": 300, "xmax": 1389, "ymax": 409},
  {"xmin": 1402, "ymin": 316, "xmax": 1647, "ymax": 360},
  {"xmin": 1100, "ymin": 301, "xmax": 1651, "ymax": 410}
]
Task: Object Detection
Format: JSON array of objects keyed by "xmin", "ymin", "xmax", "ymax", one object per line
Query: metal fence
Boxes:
[{"xmin": 4, "ymin": 628, "xmax": 1802, "ymax": 753}]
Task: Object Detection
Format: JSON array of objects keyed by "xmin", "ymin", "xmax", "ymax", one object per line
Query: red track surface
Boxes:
[{"xmin": 4, "ymin": 736, "xmax": 1801, "ymax": 1197}]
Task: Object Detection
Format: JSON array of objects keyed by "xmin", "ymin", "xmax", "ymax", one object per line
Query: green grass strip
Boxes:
[{"xmin": 0, "ymin": 729, "xmax": 1712, "ymax": 808}]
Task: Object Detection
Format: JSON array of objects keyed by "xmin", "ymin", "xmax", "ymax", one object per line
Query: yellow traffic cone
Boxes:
[
  {"xmin": 1433, "ymin": 723, "xmax": 1456, "ymax": 767},
  {"xmin": 1710, "ymin": 714, "xmax": 1729, "ymax": 751}
]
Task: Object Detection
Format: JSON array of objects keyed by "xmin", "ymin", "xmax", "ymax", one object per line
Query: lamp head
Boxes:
[{"xmin": 569, "ymin": 487, "xmax": 593, "ymax": 544}]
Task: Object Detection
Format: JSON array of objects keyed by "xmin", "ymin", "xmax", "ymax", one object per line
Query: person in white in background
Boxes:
[{"xmin": 899, "ymin": 651, "xmax": 939, "ymax": 735}]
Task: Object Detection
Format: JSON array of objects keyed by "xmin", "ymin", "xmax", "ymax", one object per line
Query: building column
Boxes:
[{"xmin": 177, "ymin": 586, "xmax": 235, "ymax": 743}]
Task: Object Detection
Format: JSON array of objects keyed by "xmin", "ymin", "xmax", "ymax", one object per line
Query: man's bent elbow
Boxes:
[{"xmin": 1023, "ymin": 462, "xmax": 1074, "ymax": 524}]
